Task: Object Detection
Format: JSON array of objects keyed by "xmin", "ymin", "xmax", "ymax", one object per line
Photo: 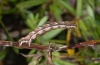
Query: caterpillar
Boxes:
[{"xmin": 19, "ymin": 21, "xmax": 77, "ymax": 46}]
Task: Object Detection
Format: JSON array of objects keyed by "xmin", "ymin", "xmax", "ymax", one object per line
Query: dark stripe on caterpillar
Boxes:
[{"xmin": 19, "ymin": 21, "xmax": 77, "ymax": 46}]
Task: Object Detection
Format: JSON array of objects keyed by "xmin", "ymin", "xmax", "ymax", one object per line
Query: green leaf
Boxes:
[
  {"xmin": 57, "ymin": 0, "xmax": 75, "ymax": 16},
  {"xmin": 79, "ymin": 20, "xmax": 89, "ymax": 41},
  {"xmin": 27, "ymin": 49, "xmax": 36, "ymax": 62},
  {"xmin": 0, "ymin": 51, "xmax": 7, "ymax": 60},
  {"xmin": 41, "ymin": 29, "xmax": 65, "ymax": 41},
  {"xmin": 85, "ymin": 17, "xmax": 99, "ymax": 39},
  {"xmin": 13, "ymin": 48, "xmax": 19, "ymax": 54},
  {"xmin": 26, "ymin": 12, "xmax": 39, "ymax": 30},
  {"xmin": 88, "ymin": 0, "xmax": 95, "ymax": 8},
  {"xmin": 52, "ymin": 52, "xmax": 60, "ymax": 57},
  {"xmin": 76, "ymin": 0, "xmax": 83, "ymax": 18},
  {"xmin": 49, "ymin": 3, "xmax": 62, "ymax": 21},
  {"xmin": 16, "ymin": 0, "xmax": 49, "ymax": 9},
  {"xmin": 37, "ymin": 16, "xmax": 48, "ymax": 27},
  {"xmin": 54, "ymin": 59, "xmax": 75, "ymax": 65},
  {"xmin": 87, "ymin": 5, "xmax": 94, "ymax": 20}
]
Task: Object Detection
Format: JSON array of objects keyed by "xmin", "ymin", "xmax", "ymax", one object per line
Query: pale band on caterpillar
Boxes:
[{"xmin": 19, "ymin": 21, "xmax": 77, "ymax": 46}]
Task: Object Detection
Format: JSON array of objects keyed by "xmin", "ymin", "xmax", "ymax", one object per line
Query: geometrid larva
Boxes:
[{"xmin": 19, "ymin": 21, "xmax": 77, "ymax": 46}]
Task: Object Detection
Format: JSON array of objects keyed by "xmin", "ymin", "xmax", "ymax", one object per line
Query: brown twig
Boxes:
[
  {"xmin": 0, "ymin": 41, "xmax": 48, "ymax": 50},
  {"xmin": 45, "ymin": 43, "xmax": 54, "ymax": 65},
  {"xmin": 0, "ymin": 40, "xmax": 100, "ymax": 51},
  {"xmin": 0, "ymin": 40, "xmax": 100, "ymax": 65},
  {"xmin": 55, "ymin": 40, "xmax": 100, "ymax": 51}
]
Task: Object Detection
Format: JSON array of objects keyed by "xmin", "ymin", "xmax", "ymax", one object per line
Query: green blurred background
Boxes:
[{"xmin": 0, "ymin": 0, "xmax": 100, "ymax": 65}]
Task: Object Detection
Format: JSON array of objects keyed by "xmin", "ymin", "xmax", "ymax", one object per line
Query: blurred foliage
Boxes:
[{"xmin": 0, "ymin": 0, "xmax": 100, "ymax": 65}]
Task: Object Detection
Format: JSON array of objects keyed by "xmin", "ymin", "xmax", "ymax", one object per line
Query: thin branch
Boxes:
[
  {"xmin": 0, "ymin": 40, "xmax": 100, "ymax": 51},
  {"xmin": 55, "ymin": 40, "xmax": 100, "ymax": 51},
  {"xmin": 0, "ymin": 41, "xmax": 48, "ymax": 50},
  {"xmin": 45, "ymin": 43, "xmax": 54, "ymax": 65}
]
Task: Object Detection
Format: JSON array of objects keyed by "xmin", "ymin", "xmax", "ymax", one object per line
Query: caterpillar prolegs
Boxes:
[{"xmin": 19, "ymin": 21, "xmax": 77, "ymax": 46}]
